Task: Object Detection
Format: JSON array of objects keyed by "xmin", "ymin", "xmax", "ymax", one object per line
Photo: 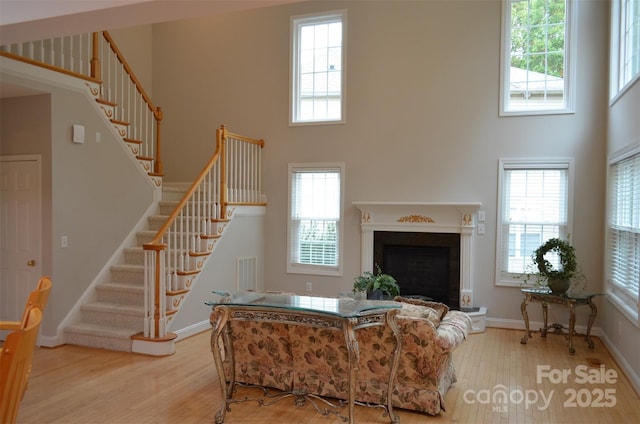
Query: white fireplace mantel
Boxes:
[{"xmin": 353, "ymin": 201, "xmax": 482, "ymax": 308}]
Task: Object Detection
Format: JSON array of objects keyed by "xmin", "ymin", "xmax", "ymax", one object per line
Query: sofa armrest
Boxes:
[{"xmin": 435, "ymin": 311, "xmax": 472, "ymax": 353}]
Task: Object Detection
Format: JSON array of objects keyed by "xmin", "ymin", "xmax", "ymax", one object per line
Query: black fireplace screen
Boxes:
[{"xmin": 374, "ymin": 231, "xmax": 460, "ymax": 309}]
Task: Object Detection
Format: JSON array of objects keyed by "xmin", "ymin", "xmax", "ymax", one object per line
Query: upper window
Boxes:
[
  {"xmin": 496, "ymin": 158, "xmax": 574, "ymax": 286},
  {"xmin": 290, "ymin": 10, "xmax": 346, "ymax": 125},
  {"xmin": 607, "ymin": 144, "xmax": 640, "ymax": 326},
  {"xmin": 500, "ymin": 0, "xmax": 576, "ymax": 115},
  {"xmin": 610, "ymin": 0, "xmax": 640, "ymax": 101},
  {"xmin": 287, "ymin": 163, "xmax": 344, "ymax": 276}
]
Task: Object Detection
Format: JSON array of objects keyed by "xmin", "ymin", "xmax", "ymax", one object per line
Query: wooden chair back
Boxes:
[
  {"xmin": 0, "ymin": 307, "xmax": 43, "ymax": 424},
  {"xmin": 0, "ymin": 277, "xmax": 52, "ymax": 332}
]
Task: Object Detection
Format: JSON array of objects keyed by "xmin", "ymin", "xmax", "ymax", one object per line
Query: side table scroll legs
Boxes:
[
  {"xmin": 540, "ymin": 302, "xmax": 549, "ymax": 338},
  {"xmin": 211, "ymin": 307, "xmax": 231, "ymax": 424},
  {"xmin": 585, "ymin": 300, "xmax": 598, "ymax": 349},
  {"xmin": 568, "ymin": 303, "xmax": 576, "ymax": 355},
  {"xmin": 520, "ymin": 294, "xmax": 532, "ymax": 344}
]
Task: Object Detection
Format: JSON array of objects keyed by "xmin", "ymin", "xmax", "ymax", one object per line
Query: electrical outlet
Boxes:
[
  {"xmin": 61, "ymin": 235, "xmax": 68, "ymax": 248},
  {"xmin": 306, "ymin": 282, "xmax": 312, "ymax": 292}
]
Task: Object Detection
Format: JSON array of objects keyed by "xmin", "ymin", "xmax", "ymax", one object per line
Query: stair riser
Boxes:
[
  {"xmin": 137, "ymin": 232, "xmax": 199, "ymax": 247},
  {"xmin": 110, "ymin": 268, "xmax": 144, "ymax": 285},
  {"xmin": 81, "ymin": 308, "xmax": 143, "ymax": 330},
  {"xmin": 96, "ymin": 287, "xmax": 144, "ymax": 306},
  {"xmin": 64, "ymin": 331, "xmax": 132, "ymax": 352},
  {"xmin": 124, "ymin": 249, "xmax": 144, "ymax": 265},
  {"xmin": 158, "ymin": 202, "xmax": 223, "ymax": 216},
  {"xmin": 161, "ymin": 191, "xmax": 186, "ymax": 202}
]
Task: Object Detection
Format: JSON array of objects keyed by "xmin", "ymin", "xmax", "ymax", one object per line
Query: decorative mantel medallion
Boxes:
[{"xmin": 398, "ymin": 214, "xmax": 434, "ymax": 223}]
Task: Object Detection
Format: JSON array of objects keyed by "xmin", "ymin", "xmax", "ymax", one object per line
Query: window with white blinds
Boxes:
[
  {"xmin": 496, "ymin": 159, "xmax": 573, "ymax": 285},
  {"xmin": 287, "ymin": 163, "xmax": 344, "ymax": 276},
  {"xmin": 608, "ymin": 148, "xmax": 640, "ymax": 323}
]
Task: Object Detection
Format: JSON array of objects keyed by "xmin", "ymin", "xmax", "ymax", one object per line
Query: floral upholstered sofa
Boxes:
[{"xmin": 210, "ymin": 295, "xmax": 471, "ymax": 416}]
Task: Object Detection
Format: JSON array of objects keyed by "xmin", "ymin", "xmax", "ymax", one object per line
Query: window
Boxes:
[
  {"xmin": 607, "ymin": 144, "xmax": 640, "ymax": 326},
  {"xmin": 500, "ymin": 0, "xmax": 576, "ymax": 115},
  {"xmin": 287, "ymin": 163, "xmax": 344, "ymax": 276},
  {"xmin": 610, "ymin": 0, "xmax": 640, "ymax": 101},
  {"xmin": 496, "ymin": 159, "xmax": 574, "ymax": 286},
  {"xmin": 290, "ymin": 10, "xmax": 346, "ymax": 125}
]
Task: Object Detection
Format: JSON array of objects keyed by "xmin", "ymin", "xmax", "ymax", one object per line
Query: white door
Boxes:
[{"xmin": 0, "ymin": 156, "xmax": 42, "ymax": 337}]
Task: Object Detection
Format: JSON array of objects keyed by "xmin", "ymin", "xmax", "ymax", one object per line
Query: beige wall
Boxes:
[
  {"xmin": 151, "ymin": 0, "xmax": 607, "ymax": 319},
  {"xmin": 110, "ymin": 26, "xmax": 153, "ymax": 96}
]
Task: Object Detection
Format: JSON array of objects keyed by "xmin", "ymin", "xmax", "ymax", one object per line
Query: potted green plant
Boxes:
[
  {"xmin": 522, "ymin": 237, "xmax": 586, "ymax": 295},
  {"xmin": 353, "ymin": 264, "xmax": 400, "ymax": 300}
]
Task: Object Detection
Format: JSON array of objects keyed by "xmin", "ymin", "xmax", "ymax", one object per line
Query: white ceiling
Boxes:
[{"xmin": 0, "ymin": 0, "xmax": 304, "ymax": 45}]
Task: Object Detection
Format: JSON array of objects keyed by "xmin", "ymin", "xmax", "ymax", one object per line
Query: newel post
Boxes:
[
  {"xmin": 154, "ymin": 107, "xmax": 164, "ymax": 175},
  {"xmin": 90, "ymin": 32, "xmax": 100, "ymax": 80},
  {"xmin": 219, "ymin": 125, "xmax": 228, "ymax": 219}
]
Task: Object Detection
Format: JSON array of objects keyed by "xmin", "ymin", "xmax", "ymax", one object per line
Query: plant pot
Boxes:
[
  {"xmin": 367, "ymin": 289, "xmax": 384, "ymax": 300},
  {"xmin": 547, "ymin": 278, "xmax": 570, "ymax": 295}
]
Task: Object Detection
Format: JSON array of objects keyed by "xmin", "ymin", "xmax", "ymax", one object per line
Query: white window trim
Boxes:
[
  {"xmin": 289, "ymin": 10, "xmax": 347, "ymax": 126},
  {"xmin": 495, "ymin": 157, "xmax": 575, "ymax": 287},
  {"xmin": 287, "ymin": 162, "xmax": 345, "ymax": 276},
  {"xmin": 499, "ymin": 0, "xmax": 577, "ymax": 116},
  {"xmin": 606, "ymin": 140, "xmax": 640, "ymax": 327},
  {"xmin": 609, "ymin": 0, "xmax": 640, "ymax": 105}
]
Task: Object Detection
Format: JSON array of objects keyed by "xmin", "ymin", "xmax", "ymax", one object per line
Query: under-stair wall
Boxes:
[{"xmin": 0, "ymin": 57, "xmax": 156, "ymax": 342}]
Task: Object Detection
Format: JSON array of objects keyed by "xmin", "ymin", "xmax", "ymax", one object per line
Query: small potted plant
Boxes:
[
  {"xmin": 353, "ymin": 264, "xmax": 400, "ymax": 300},
  {"xmin": 522, "ymin": 237, "xmax": 585, "ymax": 295}
]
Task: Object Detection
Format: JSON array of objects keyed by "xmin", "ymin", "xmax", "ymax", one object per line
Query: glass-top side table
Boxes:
[
  {"xmin": 520, "ymin": 288, "xmax": 603, "ymax": 355},
  {"xmin": 206, "ymin": 291, "xmax": 402, "ymax": 424},
  {"xmin": 205, "ymin": 290, "xmax": 401, "ymax": 317}
]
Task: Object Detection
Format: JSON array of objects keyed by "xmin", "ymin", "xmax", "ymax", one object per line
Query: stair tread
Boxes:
[
  {"xmin": 111, "ymin": 263, "xmax": 144, "ymax": 271},
  {"xmin": 96, "ymin": 282, "xmax": 144, "ymax": 292},
  {"xmin": 65, "ymin": 322, "xmax": 138, "ymax": 338},
  {"xmin": 82, "ymin": 301, "xmax": 144, "ymax": 314}
]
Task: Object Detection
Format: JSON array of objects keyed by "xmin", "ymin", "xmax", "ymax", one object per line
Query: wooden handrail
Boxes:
[
  {"xmin": 102, "ymin": 31, "xmax": 158, "ymax": 116},
  {"xmin": 0, "ymin": 51, "xmax": 101, "ymax": 84},
  {"xmin": 141, "ymin": 125, "xmax": 265, "ymax": 339},
  {"xmin": 143, "ymin": 136, "xmax": 223, "ymax": 249},
  {"xmin": 1, "ymin": 31, "xmax": 164, "ymax": 179}
]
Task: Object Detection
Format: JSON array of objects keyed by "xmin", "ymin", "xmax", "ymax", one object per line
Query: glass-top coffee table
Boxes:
[{"xmin": 520, "ymin": 288, "xmax": 603, "ymax": 355}]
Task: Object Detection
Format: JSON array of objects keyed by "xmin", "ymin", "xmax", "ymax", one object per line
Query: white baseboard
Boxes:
[
  {"xmin": 174, "ymin": 320, "xmax": 211, "ymax": 342},
  {"xmin": 486, "ymin": 317, "xmax": 604, "ymax": 337},
  {"xmin": 598, "ymin": 331, "xmax": 640, "ymax": 396}
]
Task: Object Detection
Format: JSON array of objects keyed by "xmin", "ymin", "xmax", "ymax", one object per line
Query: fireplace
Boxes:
[
  {"xmin": 374, "ymin": 231, "xmax": 460, "ymax": 309},
  {"xmin": 353, "ymin": 201, "xmax": 481, "ymax": 310}
]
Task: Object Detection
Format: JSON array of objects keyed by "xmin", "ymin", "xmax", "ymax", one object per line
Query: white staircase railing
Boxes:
[
  {"xmin": 0, "ymin": 32, "xmax": 164, "ymax": 177},
  {"xmin": 141, "ymin": 125, "xmax": 265, "ymax": 339}
]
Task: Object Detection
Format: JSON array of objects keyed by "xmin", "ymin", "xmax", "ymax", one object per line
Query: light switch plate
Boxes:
[{"xmin": 72, "ymin": 124, "xmax": 85, "ymax": 144}]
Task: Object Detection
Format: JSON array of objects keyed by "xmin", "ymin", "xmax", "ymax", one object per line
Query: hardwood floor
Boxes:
[{"xmin": 18, "ymin": 328, "xmax": 639, "ymax": 423}]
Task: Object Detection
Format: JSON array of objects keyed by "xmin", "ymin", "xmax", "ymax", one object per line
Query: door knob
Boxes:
[{"xmin": 27, "ymin": 259, "xmax": 36, "ymax": 267}]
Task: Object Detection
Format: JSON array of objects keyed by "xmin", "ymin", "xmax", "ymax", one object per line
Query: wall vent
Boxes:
[{"xmin": 237, "ymin": 256, "xmax": 257, "ymax": 291}]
